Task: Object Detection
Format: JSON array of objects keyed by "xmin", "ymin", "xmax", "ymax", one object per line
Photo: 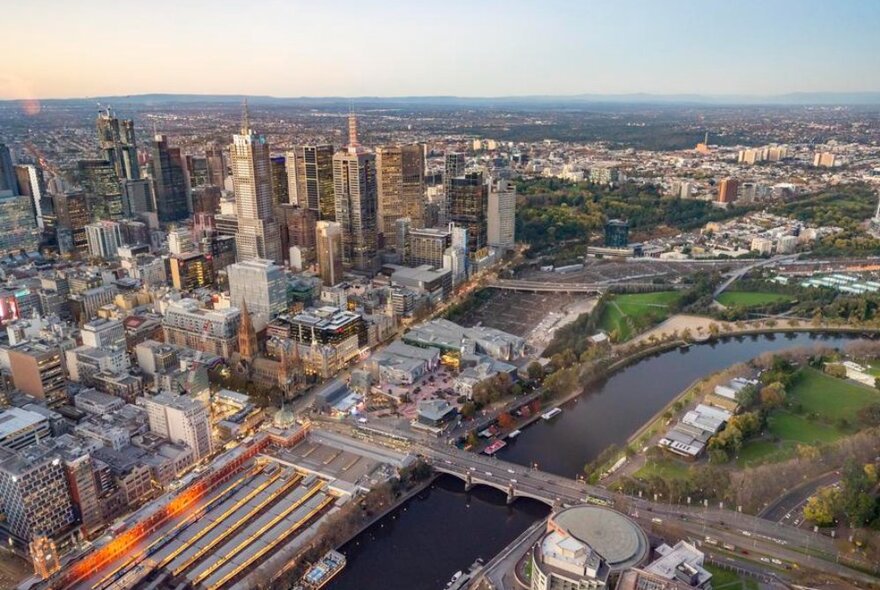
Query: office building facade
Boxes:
[
  {"xmin": 288, "ymin": 145, "xmax": 335, "ymax": 220},
  {"xmin": 377, "ymin": 144, "xmax": 426, "ymax": 246},
  {"xmin": 149, "ymin": 134, "xmax": 190, "ymax": 223},
  {"xmin": 231, "ymin": 107, "xmax": 283, "ymax": 263}
]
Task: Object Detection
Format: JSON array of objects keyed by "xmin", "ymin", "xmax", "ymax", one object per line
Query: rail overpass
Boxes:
[{"xmin": 485, "ymin": 279, "xmax": 682, "ymax": 293}]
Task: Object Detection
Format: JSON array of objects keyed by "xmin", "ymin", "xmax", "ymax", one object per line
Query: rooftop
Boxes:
[{"xmin": 550, "ymin": 505, "xmax": 649, "ymax": 571}]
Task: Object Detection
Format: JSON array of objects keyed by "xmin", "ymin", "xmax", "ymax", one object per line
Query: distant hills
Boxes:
[{"xmin": 4, "ymin": 91, "xmax": 880, "ymax": 107}]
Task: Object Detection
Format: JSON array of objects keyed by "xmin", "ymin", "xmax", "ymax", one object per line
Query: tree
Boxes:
[
  {"xmin": 460, "ymin": 401, "xmax": 476, "ymax": 418},
  {"xmin": 735, "ymin": 385, "xmax": 759, "ymax": 410},
  {"xmin": 759, "ymin": 382, "xmax": 786, "ymax": 409},
  {"xmin": 824, "ymin": 363, "xmax": 847, "ymax": 379},
  {"xmin": 803, "ymin": 487, "xmax": 841, "ymax": 527},
  {"xmin": 527, "ymin": 361, "xmax": 545, "ymax": 381},
  {"xmin": 497, "ymin": 412, "xmax": 515, "ymax": 430}
]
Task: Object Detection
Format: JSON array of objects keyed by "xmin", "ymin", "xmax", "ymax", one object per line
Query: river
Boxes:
[{"xmin": 329, "ymin": 332, "xmax": 865, "ymax": 590}]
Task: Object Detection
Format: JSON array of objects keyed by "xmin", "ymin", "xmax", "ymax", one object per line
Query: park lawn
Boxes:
[
  {"xmin": 599, "ymin": 291, "xmax": 681, "ymax": 341},
  {"xmin": 704, "ymin": 564, "xmax": 759, "ymax": 590},
  {"xmin": 767, "ymin": 412, "xmax": 843, "ymax": 444},
  {"xmin": 787, "ymin": 367, "xmax": 880, "ymax": 422},
  {"xmin": 716, "ymin": 291, "xmax": 793, "ymax": 308},
  {"xmin": 865, "ymin": 360, "xmax": 880, "ymax": 377},
  {"xmin": 634, "ymin": 458, "xmax": 690, "ymax": 481},
  {"xmin": 736, "ymin": 439, "xmax": 797, "ymax": 468}
]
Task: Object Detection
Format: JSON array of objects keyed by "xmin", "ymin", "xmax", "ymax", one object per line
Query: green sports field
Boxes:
[{"xmin": 598, "ymin": 291, "xmax": 681, "ymax": 341}]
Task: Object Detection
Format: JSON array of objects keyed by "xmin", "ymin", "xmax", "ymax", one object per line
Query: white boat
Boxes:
[
  {"xmin": 507, "ymin": 429, "xmax": 522, "ymax": 439},
  {"xmin": 541, "ymin": 408, "xmax": 562, "ymax": 420}
]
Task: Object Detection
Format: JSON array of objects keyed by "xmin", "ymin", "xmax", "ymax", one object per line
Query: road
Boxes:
[
  {"xmin": 713, "ymin": 254, "xmax": 800, "ymax": 297},
  {"xmin": 319, "ymin": 429, "xmax": 880, "ymax": 586},
  {"xmin": 760, "ymin": 471, "xmax": 841, "ymax": 525}
]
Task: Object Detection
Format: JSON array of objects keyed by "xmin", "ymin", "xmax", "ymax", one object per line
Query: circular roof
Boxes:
[{"xmin": 550, "ymin": 505, "xmax": 648, "ymax": 570}]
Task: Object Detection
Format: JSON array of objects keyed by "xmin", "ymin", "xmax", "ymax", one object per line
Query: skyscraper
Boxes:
[
  {"xmin": 205, "ymin": 143, "xmax": 227, "ymax": 188},
  {"xmin": 96, "ymin": 108, "xmax": 139, "ymax": 181},
  {"xmin": 14, "ymin": 164, "xmax": 48, "ymax": 230},
  {"xmin": 333, "ymin": 114, "xmax": 378, "ymax": 272},
  {"xmin": 149, "ymin": 134, "xmax": 190, "ymax": 223},
  {"xmin": 487, "ymin": 178, "xmax": 516, "ymax": 251},
  {"xmin": 270, "ymin": 155, "xmax": 289, "ymax": 209},
  {"xmin": 76, "ymin": 159, "xmax": 124, "ymax": 220},
  {"xmin": 448, "ymin": 172, "xmax": 488, "ymax": 258},
  {"xmin": 85, "ymin": 220, "xmax": 125, "ymax": 258},
  {"xmin": 316, "ymin": 220, "xmax": 343, "ymax": 286},
  {"xmin": 288, "ymin": 145, "xmax": 335, "ymax": 220},
  {"xmin": 0, "ymin": 143, "xmax": 16, "ymax": 195},
  {"xmin": 443, "ymin": 152, "xmax": 466, "ymax": 225},
  {"xmin": 53, "ymin": 191, "xmax": 90, "ymax": 255},
  {"xmin": 231, "ymin": 102, "xmax": 283, "ymax": 263},
  {"xmin": 377, "ymin": 144, "xmax": 426, "ymax": 246},
  {"xmin": 0, "ymin": 193, "xmax": 39, "ymax": 255}
]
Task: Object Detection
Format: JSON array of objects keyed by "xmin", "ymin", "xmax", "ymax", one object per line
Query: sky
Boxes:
[{"xmin": 2, "ymin": 0, "xmax": 879, "ymax": 100}]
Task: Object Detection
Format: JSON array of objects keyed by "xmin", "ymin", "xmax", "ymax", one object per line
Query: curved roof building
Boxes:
[{"xmin": 531, "ymin": 505, "xmax": 649, "ymax": 590}]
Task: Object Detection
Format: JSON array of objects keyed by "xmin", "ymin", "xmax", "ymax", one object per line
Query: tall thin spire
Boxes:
[
  {"xmin": 241, "ymin": 97, "xmax": 251, "ymax": 135},
  {"xmin": 347, "ymin": 111, "xmax": 360, "ymax": 151}
]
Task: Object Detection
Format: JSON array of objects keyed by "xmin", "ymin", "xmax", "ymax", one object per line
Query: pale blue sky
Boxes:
[{"xmin": 2, "ymin": 0, "xmax": 878, "ymax": 99}]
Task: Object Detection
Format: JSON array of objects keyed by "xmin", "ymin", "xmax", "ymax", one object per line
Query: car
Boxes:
[
  {"xmin": 760, "ymin": 557, "xmax": 770, "ymax": 563},
  {"xmin": 771, "ymin": 558, "xmax": 783, "ymax": 565},
  {"xmin": 651, "ymin": 518, "xmax": 663, "ymax": 524},
  {"xmin": 510, "ymin": 479, "xmax": 517, "ymax": 484},
  {"xmin": 507, "ymin": 468, "xmax": 515, "ymax": 474},
  {"xmin": 485, "ymin": 471, "xmax": 492, "ymax": 476}
]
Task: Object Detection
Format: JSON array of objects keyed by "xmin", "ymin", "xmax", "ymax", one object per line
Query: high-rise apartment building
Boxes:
[
  {"xmin": 333, "ymin": 114, "xmax": 378, "ymax": 272},
  {"xmin": 716, "ymin": 178, "xmax": 739, "ymax": 204},
  {"xmin": 231, "ymin": 104, "xmax": 283, "ymax": 263},
  {"xmin": 227, "ymin": 259, "xmax": 287, "ymax": 320},
  {"xmin": 96, "ymin": 108, "xmax": 139, "ymax": 181},
  {"xmin": 377, "ymin": 144, "xmax": 426, "ymax": 246},
  {"xmin": 487, "ymin": 178, "xmax": 516, "ymax": 251},
  {"xmin": 143, "ymin": 393, "xmax": 213, "ymax": 461},
  {"xmin": 149, "ymin": 134, "xmax": 190, "ymax": 223},
  {"xmin": 316, "ymin": 221, "xmax": 343, "ymax": 286},
  {"xmin": 448, "ymin": 172, "xmax": 488, "ymax": 258},
  {"xmin": 85, "ymin": 220, "xmax": 125, "ymax": 258},
  {"xmin": 288, "ymin": 145, "xmax": 335, "ymax": 220}
]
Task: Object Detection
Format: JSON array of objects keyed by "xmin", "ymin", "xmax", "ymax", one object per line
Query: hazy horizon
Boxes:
[{"xmin": 3, "ymin": 0, "xmax": 879, "ymax": 101}]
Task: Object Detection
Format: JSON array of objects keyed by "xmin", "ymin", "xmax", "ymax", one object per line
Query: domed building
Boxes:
[
  {"xmin": 530, "ymin": 505, "xmax": 649, "ymax": 590},
  {"xmin": 273, "ymin": 404, "xmax": 297, "ymax": 429}
]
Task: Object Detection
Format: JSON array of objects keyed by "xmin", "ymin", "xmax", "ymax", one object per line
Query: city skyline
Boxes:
[{"xmin": 2, "ymin": 0, "xmax": 879, "ymax": 101}]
